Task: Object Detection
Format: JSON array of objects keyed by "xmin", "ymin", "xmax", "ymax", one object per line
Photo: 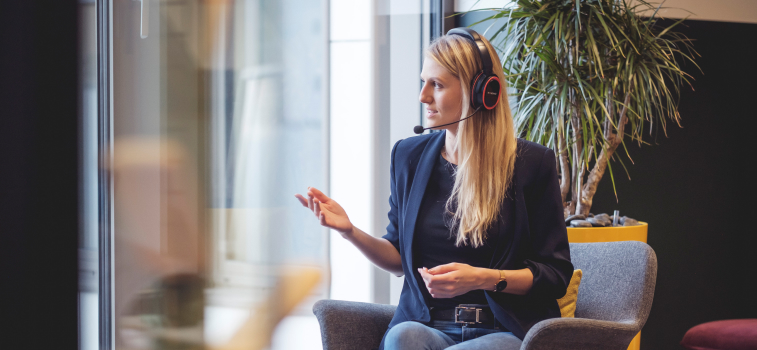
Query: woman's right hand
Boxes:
[{"xmin": 295, "ymin": 187, "xmax": 354, "ymax": 238}]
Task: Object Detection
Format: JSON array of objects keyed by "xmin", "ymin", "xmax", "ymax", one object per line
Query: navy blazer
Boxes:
[{"xmin": 380, "ymin": 130, "xmax": 573, "ymax": 346}]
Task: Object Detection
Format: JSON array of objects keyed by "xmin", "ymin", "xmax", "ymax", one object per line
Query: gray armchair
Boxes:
[{"xmin": 313, "ymin": 241, "xmax": 657, "ymax": 350}]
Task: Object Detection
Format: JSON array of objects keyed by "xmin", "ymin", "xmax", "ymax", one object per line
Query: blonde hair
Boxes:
[{"xmin": 428, "ymin": 33, "xmax": 517, "ymax": 248}]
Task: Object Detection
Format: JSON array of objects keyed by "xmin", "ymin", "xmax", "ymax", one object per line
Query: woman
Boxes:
[{"xmin": 295, "ymin": 28, "xmax": 573, "ymax": 350}]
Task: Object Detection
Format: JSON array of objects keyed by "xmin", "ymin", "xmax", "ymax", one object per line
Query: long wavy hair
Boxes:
[{"xmin": 427, "ymin": 33, "xmax": 517, "ymax": 248}]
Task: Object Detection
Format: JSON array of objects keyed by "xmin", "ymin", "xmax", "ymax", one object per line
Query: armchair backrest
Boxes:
[{"xmin": 569, "ymin": 241, "xmax": 657, "ymax": 327}]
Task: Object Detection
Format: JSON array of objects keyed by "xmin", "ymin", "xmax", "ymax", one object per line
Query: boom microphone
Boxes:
[{"xmin": 413, "ymin": 107, "xmax": 482, "ymax": 135}]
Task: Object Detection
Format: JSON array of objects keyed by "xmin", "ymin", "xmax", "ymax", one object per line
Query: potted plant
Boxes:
[{"xmin": 467, "ymin": 0, "xmax": 697, "ymax": 234}]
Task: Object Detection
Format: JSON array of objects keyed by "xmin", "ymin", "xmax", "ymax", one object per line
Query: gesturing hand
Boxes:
[
  {"xmin": 417, "ymin": 263, "xmax": 487, "ymax": 299},
  {"xmin": 295, "ymin": 187, "xmax": 354, "ymax": 238}
]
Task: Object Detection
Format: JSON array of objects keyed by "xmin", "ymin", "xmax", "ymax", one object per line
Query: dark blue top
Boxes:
[
  {"xmin": 378, "ymin": 131, "xmax": 573, "ymax": 350},
  {"xmin": 413, "ymin": 152, "xmax": 493, "ymax": 309}
]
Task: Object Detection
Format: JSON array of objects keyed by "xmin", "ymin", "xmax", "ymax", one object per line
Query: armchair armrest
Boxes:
[
  {"xmin": 313, "ymin": 300, "xmax": 396, "ymax": 350},
  {"xmin": 521, "ymin": 317, "xmax": 639, "ymax": 350}
]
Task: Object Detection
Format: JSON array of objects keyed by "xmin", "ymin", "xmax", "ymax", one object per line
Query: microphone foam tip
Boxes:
[{"xmin": 413, "ymin": 125, "xmax": 424, "ymax": 134}]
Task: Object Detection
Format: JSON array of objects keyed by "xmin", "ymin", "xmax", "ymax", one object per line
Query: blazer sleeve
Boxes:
[
  {"xmin": 381, "ymin": 139, "xmax": 403, "ymax": 253},
  {"xmin": 522, "ymin": 147, "xmax": 574, "ymax": 300}
]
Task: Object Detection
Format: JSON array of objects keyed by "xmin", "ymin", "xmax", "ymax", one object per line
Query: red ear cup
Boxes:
[
  {"xmin": 470, "ymin": 72, "xmax": 485, "ymax": 109},
  {"xmin": 470, "ymin": 72, "xmax": 500, "ymax": 110},
  {"xmin": 481, "ymin": 76, "xmax": 501, "ymax": 110}
]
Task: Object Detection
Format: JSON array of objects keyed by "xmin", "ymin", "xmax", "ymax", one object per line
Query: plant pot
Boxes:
[
  {"xmin": 567, "ymin": 222, "xmax": 648, "ymax": 244},
  {"xmin": 567, "ymin": 222, "xmax": 648, "ymax": 350}
]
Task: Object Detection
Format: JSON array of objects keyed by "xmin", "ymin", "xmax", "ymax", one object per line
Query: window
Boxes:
[
  {"xmin": 85, "ymin": 0, "xmax": 440, "ymax": 349},
  {"xmin": 96, "ymin": 0, "xmax": 327, "ymax": 348}
]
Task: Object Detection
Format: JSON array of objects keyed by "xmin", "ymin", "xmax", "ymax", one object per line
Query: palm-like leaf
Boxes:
[{"xmin": 473, "ymin": 0, "xmax": 698, "ymax": 215}]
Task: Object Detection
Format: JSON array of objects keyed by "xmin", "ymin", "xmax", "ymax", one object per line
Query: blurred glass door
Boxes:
[{"xmin": 104, "ymin": 0, "xmax": 327, "ymax": 348}]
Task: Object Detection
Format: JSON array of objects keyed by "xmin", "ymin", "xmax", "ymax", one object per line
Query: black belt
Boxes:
[{"xmin": 429, "ymin": 304, "xmax": 501, "ymax": 328}]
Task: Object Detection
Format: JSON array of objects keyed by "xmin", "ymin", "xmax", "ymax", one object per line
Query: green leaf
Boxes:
[{"xmin": 463, "ymin": 0, "xmax": 698, "ymax": 212}]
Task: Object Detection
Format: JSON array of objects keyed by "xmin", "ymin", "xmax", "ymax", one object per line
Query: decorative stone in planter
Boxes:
[
  {"xmin": 621, "ymin": 217, "xmax": 640, "ymax": 226},
  {"xmin": 569, "ymin": 212, "xmax": 640, "ymax": 228},
  {"xmin": 564, "ymin": 214, "xmax": 586, "ymax": 224},
  {"xmin": 570, "ymin": 220, "xmax": 593, "ymax": 228}
]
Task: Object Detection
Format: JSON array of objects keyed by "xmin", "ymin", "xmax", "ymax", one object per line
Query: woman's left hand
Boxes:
[{"xmin": 417, "ymin": 263, "xmax": 491, "ymax": 298}]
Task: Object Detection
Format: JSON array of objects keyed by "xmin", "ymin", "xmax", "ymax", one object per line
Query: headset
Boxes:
[
  {"xmin": 413, "ymin": 28, "xmax": 502, "ymax": 134},
  {"xmin": 446, "ymin": 27, "xmax": 501, "ymax": 110}
]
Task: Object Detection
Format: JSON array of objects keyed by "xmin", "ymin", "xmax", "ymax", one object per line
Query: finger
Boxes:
[
  {"xmin": 428, "ymin": 288, "xmax": 447, "ymax": 298},
  {"xmin": 426, "ymin": 272, "xmax": 456, "ymax": 288},
  {"xmin": 307, "ymin": 187, "xmax": 331, "ymax": 202},
  {"xmin": 423, "ymin": 274, "xmax": 436, "ymax": 288},
  {"xmin": 296, "ymin": 194, "xmax": 309, "ymax": 207},
  {"xmin": 294, "ymin": 194, "xmax": 308, "ymax": 207},
  {"xmin": 423, "ymin": 268, "xmax": 437, "ymax": 285},
  {"xmin": 428, "ymin": 263, "xmax": 458, "ymax": 275},
  {"xmin": 307, "ymin": 194, "xmax": 314, "ymax": 211},
  {"xmin": 319, "ymin": 213, "xmax": 327, "ymax": 227},
  {"xmin": 314, "ymin": 199, "xmax": 322, "ymax": 218},
  {"xmin": 417, "ymin": 268, "xmax": 431, "ymax": 285}
]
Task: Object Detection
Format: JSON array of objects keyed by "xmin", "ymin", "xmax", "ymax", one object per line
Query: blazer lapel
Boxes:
[{"xmin": 402, "ymin": 131, "xmax": 446, "ymax": 271}]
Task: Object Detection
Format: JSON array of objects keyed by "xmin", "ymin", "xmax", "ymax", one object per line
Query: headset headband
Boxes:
[{"xmin": 446, "ymin": 28, "xmax": 493, "ymax": 74}]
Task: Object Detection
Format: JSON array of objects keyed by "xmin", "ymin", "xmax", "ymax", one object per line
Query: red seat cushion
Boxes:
[{"xmin": 681, "ymin": 319, "xmax": 757, "ymax": 350}]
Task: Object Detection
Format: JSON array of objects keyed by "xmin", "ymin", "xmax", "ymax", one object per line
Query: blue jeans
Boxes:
[{"xmin": 384, "ymin": 320, "xmax": 523, "ymax": 350}]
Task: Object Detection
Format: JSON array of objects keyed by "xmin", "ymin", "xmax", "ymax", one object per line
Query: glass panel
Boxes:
[
  {"xmin": 78, "ymin": 0, "xmax": 99, "ymax": 349},
  {"xmin": 108, "ymin": 0, "xmax": 326, "ymax": 348}
]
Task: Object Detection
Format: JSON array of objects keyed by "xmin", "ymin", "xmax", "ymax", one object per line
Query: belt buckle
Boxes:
[{"xmin": 454, "ymin": 306, "xmax": 481, "ymax": 325}]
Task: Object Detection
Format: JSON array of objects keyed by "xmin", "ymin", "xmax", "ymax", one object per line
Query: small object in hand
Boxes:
[{"xmin": 612, "ymin": 210, "xmax": 620, "ymax": 226}]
